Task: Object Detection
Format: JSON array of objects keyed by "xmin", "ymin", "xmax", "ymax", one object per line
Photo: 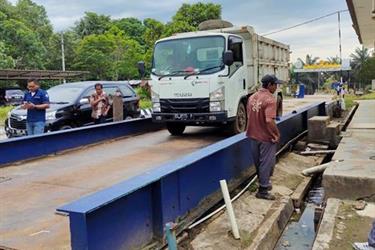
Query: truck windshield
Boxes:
[{"xmin": 152, "ymin": 36, "xmax": 225, "ymax": 77}]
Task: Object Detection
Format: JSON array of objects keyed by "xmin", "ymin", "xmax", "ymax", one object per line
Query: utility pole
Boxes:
[
  {"xmin": 61, "ymin": 32, "xmax": 66, "ymax": 83},
  {"xmin": 338, "ymin": 11, "xmax": 343, "ymax": 85}
]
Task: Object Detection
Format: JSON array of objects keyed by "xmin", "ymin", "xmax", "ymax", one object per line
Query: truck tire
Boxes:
[
  {"xmin": 277, "ymin": 94, "xmax": 283, "ymax": 117},
  {"xmin": 228, "ymin": 102, "xmax": 247, "ymax": 134},
  {"xmin": 166, "ymin": 123, "xmax": 186, "ymax": 136}
]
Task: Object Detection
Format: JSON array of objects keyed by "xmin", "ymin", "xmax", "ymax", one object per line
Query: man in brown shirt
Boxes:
[
  {"xmin": 246, "ymin": 74, "xmax": 281, "ymax": 200},
  {"xmin": 90, "ymin": 83, "xmax": 110, "ymax": 124}
]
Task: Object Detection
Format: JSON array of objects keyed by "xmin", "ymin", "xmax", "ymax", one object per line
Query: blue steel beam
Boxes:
[
  {"xmin": 58, "ymin": 102, "xmax": 326, "ymax": 250},
  {"xmin": 0, "ymin": 118, "xmax": 163, "ymax": 166}
]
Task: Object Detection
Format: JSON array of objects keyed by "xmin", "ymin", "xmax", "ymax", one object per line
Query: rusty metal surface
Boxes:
[{"xmin": 0, "ymin": 127, "xmax": 225, "ymax": 250}]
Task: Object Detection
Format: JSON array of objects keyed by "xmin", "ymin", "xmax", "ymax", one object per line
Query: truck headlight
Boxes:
[
  {"xmin": 46, "ymin": 111, "xmax": 57, "ymax": 121},
  {"xmin": 153, "ymin": 102, "xmax": 161, "ymax": 112},
  {"xmin": 210, "ymin": 101, "xmax": 223, "ymax": 112},
  {"xmin": 210, "ymin": 87, "xmax": 224, "ymax": 101}
]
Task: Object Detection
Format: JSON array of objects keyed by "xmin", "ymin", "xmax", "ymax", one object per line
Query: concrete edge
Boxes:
[
  {"xmin": 291, "ymin": 177, "xmax": 314, "ymax": 208},
  {"xmin": 246, "ymin": 197, "xmax": 294, "ymax": 250},
  {"xmin": 312, "ymin": 198, "xmax": 341, "ymax": 250}
]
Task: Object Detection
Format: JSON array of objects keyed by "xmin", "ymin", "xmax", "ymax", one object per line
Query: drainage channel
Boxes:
[
  {"xmin": 274, "ymin": 172, "xmax": 326, "ymax": 250},
  {"xmin": 274, "ymin": 103, "xmax": 359, "ymax": 250}
]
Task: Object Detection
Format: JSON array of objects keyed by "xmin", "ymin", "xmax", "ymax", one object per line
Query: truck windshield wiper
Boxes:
[
  {"xmin": 184, "ymin": 65, "xmax": 224, "ymax": 80},
  {"xmin": 158, "ymin": 70, "xmax": 187, "ymax": 80}
]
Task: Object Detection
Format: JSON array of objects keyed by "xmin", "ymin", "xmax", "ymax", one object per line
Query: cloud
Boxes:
[{"xmin": 7, "ymin": 0, "xmax": 361, "ymax": 62}]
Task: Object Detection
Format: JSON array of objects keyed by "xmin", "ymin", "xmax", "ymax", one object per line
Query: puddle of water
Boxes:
[{"xmin": 275, "ymin": 177, "xmax": 325, "ymax": 250}]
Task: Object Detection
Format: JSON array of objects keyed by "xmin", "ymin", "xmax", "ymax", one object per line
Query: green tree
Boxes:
[
  {"xmin": 357, "ymin": 57, "xmax": 375, "ymax": 89},
  {"xmin": 74, "ymin": 27, "xmax": 143, "ymax": 80},
  {"xmin": 14, "ymin": 0, "xmax": 53, "ymax": 47},
  {"xmin": 0, "ymin": 18, "xmax": 46, "ymax": 68},
  {"xmin": 298, "ymin": 54, "xmax": 320, "ymax": 65},
  {"xmin": 0, "ymin": 40, "xmax": 14, "ymax": 68},
  {"xmin": 172, "ymin": 2, "xmax": 221, "ymax": 28},
  {"xmin": 74, "ymin": 34, "xmax": 116, "ymax": 79},
  {"xmin": 163, "ymin": 20, "xmax": 195, "ymax": 37},
  {"xmin": 350, "ymin": 46, "xmax": 370, "ymax": 72},
  {"xmin": 327, "ymin": 56, "xmax": 340, "ymax": 64},
  {"xmin": 74, "ymin": 12, "xmax": 111, "ymax": 38},
  {"xmin": 105, "ymin": 26, "xmax": 143, "ymax": 80},
  {"xmin": 112, "ymin": 17, "xmax": 146, "ymax": 45},
  {"xmin": 0, "ymin": 0, "xmax": 14, "ymax": 19},
  {"xmin": 46, "ymin": 31, "xmax": 79, "ymax": 70}
]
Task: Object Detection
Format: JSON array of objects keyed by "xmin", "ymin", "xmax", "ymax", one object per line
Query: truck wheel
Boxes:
[
  {"xmin": 166, "ymin": 123, "xmax": 186, "ymax": 136},
  {"xmin": 277, "ymin": 94, "xmax": 283, "ymax": 117},
  {"xmin": 229, "ymin": 102, "xmax": 247, "ymax": 134}
]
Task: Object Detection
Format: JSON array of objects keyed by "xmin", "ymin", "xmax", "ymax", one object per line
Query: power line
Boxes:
[{"xmin": 261, "ymin": 9, "xmax": 349, "ymax": 36}]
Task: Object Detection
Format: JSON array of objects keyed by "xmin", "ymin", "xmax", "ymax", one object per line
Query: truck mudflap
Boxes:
[{"xmin": 152, "ymin": 112, "xmax": 228, "ymax": 123}]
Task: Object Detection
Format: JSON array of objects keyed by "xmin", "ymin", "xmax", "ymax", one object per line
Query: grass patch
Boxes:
[
  {"xmin": 0, "ymin": 106, "xmax": 14, "ymax": 125},
  {"xmin": 345, "ymin": 92, "xmax": 375, "ymax": 109}
]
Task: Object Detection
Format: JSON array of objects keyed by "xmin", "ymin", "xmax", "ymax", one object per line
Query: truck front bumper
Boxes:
[{"xmin": 152, "ymin": 112, "xmax": 228, "ymax": 124}]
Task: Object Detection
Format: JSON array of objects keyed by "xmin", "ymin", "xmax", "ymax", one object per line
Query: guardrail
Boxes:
[
  {"xmin": 58, "ymin": 102, "xmax": 326, "ymax": 250},
  {"xmin": 0, "ymin": 118, "xmax": 163, "ymax": 166}
]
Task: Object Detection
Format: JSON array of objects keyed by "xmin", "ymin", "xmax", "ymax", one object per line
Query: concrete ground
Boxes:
[
  {"xmin": 283, "ymin": 94, "xmax": 334, "ymax": 115},
  {"xmin": 323, "ymin": 100, "xmax": 375, "ymax": 201},
  {"xmin": 313, "ymin": 199, "xmax": 375, "ymax": 250},
  {"xmin": 188, "ymin": 153, "xmax": 324, "ymax": 250}
]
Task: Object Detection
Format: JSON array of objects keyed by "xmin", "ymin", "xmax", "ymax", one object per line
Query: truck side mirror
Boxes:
[
  {"xmin": 137, "ymin": 61, "xmax": 146, "ymax": 77},
  {"xmin": 223, "ymin": 51, "xmax": 234, "ymax": 66}
]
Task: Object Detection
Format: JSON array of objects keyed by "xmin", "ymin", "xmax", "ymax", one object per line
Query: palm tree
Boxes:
[
  {"xmin": 350, "ymin": 46, "xmax": 370, "ymax": 72},
  {"xmin": 297, "ymin": 54, "xmax": 320, "ymax": 65},
  {"xmin": 327, "ymin": 56, "xmax": 340, "ymax": 64}
]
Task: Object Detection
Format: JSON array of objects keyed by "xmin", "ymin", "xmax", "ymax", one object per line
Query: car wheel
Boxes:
[
  {"xmin": 59, "ymin": 125, "xmax": 73, "ymax": 130},
  {"xmin": 125, "ymin": 116, "xmax": 133, "ymax": 120},
  {"xmin": 166, "ymin": 123, "xmax": 186, "ymax": 136}
]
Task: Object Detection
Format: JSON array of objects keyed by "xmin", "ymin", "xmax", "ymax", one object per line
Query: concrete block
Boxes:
[
  {"xmin": 323, "ymin": 160, "xmax": 375, "ymax": 201},
  {"xmin": 312, "ymin": 198, "xmax": 341, "ymax": 250},
  {"xmin": 327, "ymin": 122, "xmax": 341, "ymax": 147},
  {"xmin": 308, "ymin": 116, "xmax": 331, "ymax": 143}
]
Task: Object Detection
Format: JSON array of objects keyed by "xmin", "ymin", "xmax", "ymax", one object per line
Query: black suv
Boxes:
[
  {"xmin": 5, "ymin": 81, "xmax": 140, "ymax": 138},
  {"xmin": 0, "ymin": 87, "xmax": 24, "ymax": 106}
]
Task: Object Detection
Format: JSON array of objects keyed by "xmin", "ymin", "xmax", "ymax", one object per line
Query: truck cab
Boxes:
[{"xmin": 142, "ymin": 24, "xmax": 289, "ymax": 135}]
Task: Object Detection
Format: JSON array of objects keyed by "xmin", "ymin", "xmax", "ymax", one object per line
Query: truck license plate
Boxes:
[{"xmin": 174, "ymin": 114, "xmax": 189, "ymax": 120}]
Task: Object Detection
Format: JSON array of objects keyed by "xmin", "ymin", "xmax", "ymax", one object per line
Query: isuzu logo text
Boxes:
[{"xmin": 174, "ymin": 93, "xmax": 193, "ymax": 97}]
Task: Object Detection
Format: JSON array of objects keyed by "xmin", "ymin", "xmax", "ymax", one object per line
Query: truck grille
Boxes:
[
  {"xmin": 10, "ymin": 116, "xmax": 26, "ymax": 129},
  {"xmin": 160, "ymin": 98, "xmax": 209, "ymax": 113}
]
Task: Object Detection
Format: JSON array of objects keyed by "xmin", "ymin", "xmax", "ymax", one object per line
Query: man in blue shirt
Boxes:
[{"xmin": 22, "ymin": 79, "xmax": 50, "ymax": 135}]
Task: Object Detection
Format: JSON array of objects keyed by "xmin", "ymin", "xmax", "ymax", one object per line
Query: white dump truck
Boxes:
[{"xmin": 138, "ymin": 20, "xmax": 290, "ymax": 135}]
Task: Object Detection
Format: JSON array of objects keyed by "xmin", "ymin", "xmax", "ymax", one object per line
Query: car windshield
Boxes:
[
  {"xmin": 152, "ymin": 36, "xmax": 225, "ymax": 77},
  {"xmin": 47, "ymin": 85, "xmax": 83, "ymax": 104}
]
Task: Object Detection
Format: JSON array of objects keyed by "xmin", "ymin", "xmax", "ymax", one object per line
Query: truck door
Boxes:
[{"xmin": 226, "ymin": 36, "xmax": 247, "ymax": 119}]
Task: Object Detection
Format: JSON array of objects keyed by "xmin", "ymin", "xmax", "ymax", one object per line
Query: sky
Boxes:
[{"xmin": 8, "ymin": 0, "xmax": 362, "ymax": 62}]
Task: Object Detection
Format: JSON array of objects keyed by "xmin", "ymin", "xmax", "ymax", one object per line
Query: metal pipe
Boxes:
[
  {"xmin": 219, "ymin": 179, "xmax": 240, "ymax": 239},
  {"xmin": 165, "ymin": 222, "xmax": 178, "ymax": 250}
]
